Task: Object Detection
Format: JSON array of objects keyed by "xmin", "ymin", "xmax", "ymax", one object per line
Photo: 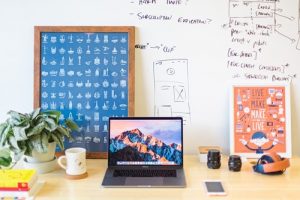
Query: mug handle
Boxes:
[{"xmin": 57, "ymin": 155, "xmax": 67, "ymax": 170}]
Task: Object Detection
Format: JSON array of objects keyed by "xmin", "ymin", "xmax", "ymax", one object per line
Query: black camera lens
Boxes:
[
  {"xmin": 228, "ymin": 155, "xmax": 242, "ymax": 172},
  {"xmin": 207, "ymin": 149, "xmax": 221, "ymax": 169}
]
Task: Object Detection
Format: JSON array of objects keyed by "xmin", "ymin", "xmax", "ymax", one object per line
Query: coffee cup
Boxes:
[{"xmin": 57, "ymin": 147, "xmax": 87, "ymax": 176}]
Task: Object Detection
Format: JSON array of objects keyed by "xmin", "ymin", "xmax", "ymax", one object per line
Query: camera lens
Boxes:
[
  {"xmin": 228, "ymin": 155, "xmax": 242, "ymax": 172},
  {"xmin": 207, "ymin": 149, "xmax": 221, "ymax": 169}
]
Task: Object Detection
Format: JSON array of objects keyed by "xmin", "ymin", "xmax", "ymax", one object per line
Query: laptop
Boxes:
[{"xmin": 102, "ymin": 117, "xmax": 186, "ymax": 187}]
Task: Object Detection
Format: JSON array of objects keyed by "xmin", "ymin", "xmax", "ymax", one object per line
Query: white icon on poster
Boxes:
[
  {"xmin": 68, "ymin": 34, "xmax": 73, "ymax": 43},
  {"xmin": 59, "ymin": 48, "xmax": 66, "ymax": 54},
  {"xmin": 50, "ymin": 36, "xmax": 57, "ymax": 43},
  {"xmin": 94, "ymin": 92, "xmax": 100, "ymax": 99},
  {"xmin": 59, "ymin": 81, "xmax": 65, "ymax": 88},
  {"xmin": 112, "ymin": 56, "xmax": 117, "ymax": 65},
  {"xmin": 77, "ymin": 92, "xmax": 83, "ymax": 99},
  {"xmin": 85, "ymin": 69, "xmax": 91, "ymax": 76},
  {"xmin": 102, "ymin": 102, "xmax": 109, "ymax": 110},
  {"xmin": 68, "ymin": 101, "xmax": 73, "ymax": 109},
  {"xmin": 42, "ymin": 57, "xmax": 48, "ymax": 65},
  {"xmin": 60, "ymin": 56, "xmax": 65, "ymax": 65},
  {"xmin": 58, "ymin": 92, "xmax": 66, "ymax": 99},
  {"xmin": 94, "ymin": 112, "xmax": 99, "ymax": 121},
  {"xmin": 77, "ymin": 103, "xmax": 82, "ymax": 110},
  {"xmin": 77, "ymin": 46, "xmax": 83, "ymax": 54},
  {"xmin": 50, "ymin": 102, "xmax": 57, "ymax": 109},
  {"xmin": 50, "ymin": 60, "xmax": 57, "ymax": 66},
  {"xmin": 94, "ymin": 57, "xmax": 100, "ymax": 65},
  {"xmin": 120, "ymin": 80, "xmax": 127, "ymax": 88},
  {"xmin": 121, "ymin": 91, "xmax": 125, "ymax": 99},
  {"xmin": 93, "ymin": 137, "xmax": 101, "ymax": 144},
  {"xmin": 42, "ymin": 34, "xmax": 48, "ymax": 43},
  {"xmin": 103, "ymin": 91, "xmax": 108, "ymax": 99},
  {"xmin": 103, "ymin": 123, "xmax": 108, "ymax": 132},
  {"xmin": 41, "ymin": 71, "xmax": 48, "ymax": 77},
  {"xmin": 112, "ymin": 90, "xmax": 117, "ymax": 99},
  {"xmin": 60, "ymin": 102, "xmax": 64, "ymax": 110},
  {"xmin": 94, "ymin": 82, "xmax": 100, "ymax": 88},
  {"xmin": 68, "ymin": 57, "xmax": 74, "ymax": 65},
  {"xmin": 111, "ymin": 72, "xmax": 118, "ymax": 77},
  {"xmin": 42, "ymin": 80, "xmax": 48, "ymax": 87},
  {"xmin": 120, "ymin": 59, "xmax": 127, "ymax": 65},
  {"xmin": 121, "ymin": 37, "xmax": 127, "ymax": 43},
  {"xmin": 120, "ymin": 68, "xmax": 127, "ymax": 76},
  {"xmin": 94, "ymin": 125, "xmax": 100, "ymax": 132},
  {"xmin": 103, "ymin": 35, "xmax": 108, "ymax": 43},
  {"xmin": 68, "ymin": 91, "xmax": 73, "ymax": 99},
  {"xmin": 59, "ymin": 35, "xmax": 65, "ymax": 43},
  {"xmin": 86, "ymin": 34, "xmax": 91, "ymax": 43},
  {"xmin": 78, "ymin": 56, "xmax": 82, "ymax": 65},
  {"xmin": 103, "ymin": 57, "xmax": 109, "ymax": 65},
  {"xmin": 42, "ymin": 102, "xmax": 48, "ymax": 109},
  {"xmin": 85, "ymin": 101, "xmax": 91, "ymax": 110},
  {"xmin": 76, "ymin": 113, "xmax": 83, "ymax": 121},
  {"xmin": 95, "ymin": 101, "xmax": 99, "ymax": 110},
  {"xmin": 50, "ymin": 93, "xmax": 56, "ymax": 99},
  {"xmin": 103, "ymin": 68, "xmax": 108, "ymax": 76},
  {"xmin": 86, "ymin": 45, "xmax": 91, "ymax": 54},
  {"xmin": 94, "ymin": 34, "xmax": 100, "ymax": 43},
  {"xmin": 95, "ymin": 68, "xmax": 100, "ymax": 77},
  {"xmin": 51, "ymin": 81, "xmax": 56, "ymax": 88},
  {"xmin": 111, "ymin": 82, "xmax": 118, "ymax": 88},
  {"xmin": 102, "ymin": 80, "xmax": 109, "ymax": 88},
  {"xmin": 85, "ymin": 80, "xmax": 92, "ymax": 88},
  {"xmin": 85, "ymin": 92, "xmax": 91, "ymax": 99},
  {"xmin": 85, "ymin": 115, "xmax": 91, "ymax": 121},
  {"xmin": 112, "ymin": 47, "xmax": 118, "ymax": 54},
  {"xmin": 76, "ymin": 81, "xmax": 83, "ymax": 88},
  {"xmin": 51, "ymin": 47, "xmax": 56, "ymax": 54},
  {"xmin": 59, "ymin": 69, "xmax": 65, "ymax": 76},
  {"xmin": 112, "ymin": 102, "xmax": 117, "ymax": 110},
  {"xmin": 68, "ymin": 112, "xmax": 74, "ymax": 120}
]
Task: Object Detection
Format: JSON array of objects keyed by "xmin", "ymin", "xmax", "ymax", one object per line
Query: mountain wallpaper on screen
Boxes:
[{"xmin": 109, "ymin": 128, "xmax": 182, "ymax": 165}]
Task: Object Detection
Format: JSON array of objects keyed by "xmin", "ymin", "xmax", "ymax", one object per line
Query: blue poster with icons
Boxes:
[{"xmin": 40, "ymin": 32, "xmax": 129, "ymax": 153}]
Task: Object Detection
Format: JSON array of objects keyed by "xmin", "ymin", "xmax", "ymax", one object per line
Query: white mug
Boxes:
[{"xmin": 57, "ymin": 147, "xmax": 87, "ymax": 175}]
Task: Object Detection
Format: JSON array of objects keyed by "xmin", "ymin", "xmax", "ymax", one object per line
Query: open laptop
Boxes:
[{"xmin": 102, "ymin": 117, "xmax": 186, "ymax": 187}]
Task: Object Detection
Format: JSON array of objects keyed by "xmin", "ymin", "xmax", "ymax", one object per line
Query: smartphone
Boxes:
[{"xmin": 204, "ymin": 180, "xmax": 227, "ymax": 196}]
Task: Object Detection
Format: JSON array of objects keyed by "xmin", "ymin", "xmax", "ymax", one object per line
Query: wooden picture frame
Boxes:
[
  {"xmin": 230, "ymin": 82, "xmax": 291, "ymax": 158},
  {"xmin": 34, "ymin": 26, "xmax": 135, "ymax": 158}
]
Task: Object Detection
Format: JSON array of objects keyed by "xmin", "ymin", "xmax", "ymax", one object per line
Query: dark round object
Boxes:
[
  {"xmin": 207, "ymin": 149, "xmax": 221, "ymax": 169},
  {"xmin": 228, "ymin": 155, "xmax": 242, "ymax": 172}
]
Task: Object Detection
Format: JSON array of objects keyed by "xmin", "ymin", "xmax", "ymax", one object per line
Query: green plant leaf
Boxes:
[
  {"xmin": 0, "ymin": 123, "xmax": 10, "ymax": 146},
  {"xmin": 27, "ymin": 121, "xmax": 46, "ymax": 137},
  {"xmin": 0, "ymin": 148, "xmax": 12, "ymax": 167},
  {"xmin": 8, "ymin": 136, "xmax": 20, "ymax": 150},
  {"xmin": 31, "ymin": 108, "xmax": 41, "ymax": 120},
  {"xmin": 56, "ymin": 126, "xmax": 70, "ymax": 138},
  {"xmin": 43, "ymin": 110, "xmax": 61, "ymax": 124},
  {"xmin": 44, "ymin": 117, "xmax": 58, "ymax": 132},
  {"xmin": 7, "ymin": 110, "xmax": 29, "ymax": 126},
  {"xmin": 51, "ymin": 132, "xmax": 64, "ymax": 150},
  {"xmin": 30, "ymin": 132, "xmax": 48, "ymax": 153},
  {"xmin": 12, "ymin": 124, "xmax": 30, "ymax": 141},
  {"xmin": 65, "ymin": 119, "xmax": 79, "ymax": 131}
]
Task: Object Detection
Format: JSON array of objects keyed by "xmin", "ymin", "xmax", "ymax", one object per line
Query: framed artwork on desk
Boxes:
[
  {"xmin": 229, "ymin": 83, "xmax": 291, "ymax": 158},
  {"xmin": 34, "ymin": 26, "xmax": 135, "ymax": 158}
]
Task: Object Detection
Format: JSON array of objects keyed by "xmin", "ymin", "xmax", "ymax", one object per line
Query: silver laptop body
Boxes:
[{"xmin": 102, "ymin": 117, "xmax": 186, "ymax": 188}]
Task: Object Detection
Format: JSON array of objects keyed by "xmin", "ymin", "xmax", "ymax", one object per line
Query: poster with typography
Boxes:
[{"xmin": 230, "ymin": 84, "xmax": 291, "ymax": 158}]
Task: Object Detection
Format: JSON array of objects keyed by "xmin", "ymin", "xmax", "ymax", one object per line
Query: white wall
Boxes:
[{"xmin": 0, "ymin": 0, "xmax": 300, "ymax": 155}]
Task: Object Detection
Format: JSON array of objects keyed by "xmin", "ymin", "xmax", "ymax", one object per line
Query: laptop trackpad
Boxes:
[{"xmin": 125, "ymin": 177, "xmax": 164, "ymax": 186}]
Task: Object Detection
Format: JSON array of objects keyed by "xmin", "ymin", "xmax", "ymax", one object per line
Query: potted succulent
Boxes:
[{"xmin": 0, "ymin": 108, "xmax": 78, "ymax": 172}]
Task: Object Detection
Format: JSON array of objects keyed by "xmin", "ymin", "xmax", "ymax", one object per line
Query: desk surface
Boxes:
[{"xmin": 36, "ymin": 155, "xmax": 300, "ymax": 200}]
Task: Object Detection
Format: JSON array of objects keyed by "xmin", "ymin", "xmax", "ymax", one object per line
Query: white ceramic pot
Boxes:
[
  {"xmin": 25, "ymin": 142, "xmax": 56, "ymax": 163},
  {"xmin": 22, "ymin": 142, "xmax": 58, "ymax": 174}
]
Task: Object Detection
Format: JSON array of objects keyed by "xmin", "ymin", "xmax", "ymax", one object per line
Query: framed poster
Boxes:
[
  {"xmin": 230, "ymin": 83, "xmax": 291, "ymax": 158},
  {"xmin": 34, "ymin": 26, "xmax": 135, "ymax": 158}
]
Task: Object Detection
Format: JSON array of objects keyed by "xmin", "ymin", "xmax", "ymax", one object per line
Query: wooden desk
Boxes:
[{"xmin": 36, "ymin": 155, "xmax": 300, "ymax": 200}]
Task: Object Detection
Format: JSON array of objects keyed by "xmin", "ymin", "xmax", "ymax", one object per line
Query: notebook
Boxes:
[{"xmin": 101, "ymin": 117, "xmax": 186, "ymax": 187}]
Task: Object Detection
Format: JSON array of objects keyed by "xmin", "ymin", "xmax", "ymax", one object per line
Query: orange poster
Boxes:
[{"xmin": 231, "ymin": 85, "xmax": 291, "ymax": 158}]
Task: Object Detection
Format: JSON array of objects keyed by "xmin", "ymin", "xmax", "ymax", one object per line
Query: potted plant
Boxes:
[{"xmin": 0, "ymin": 108, "xmax": 78, "ymax": 172}]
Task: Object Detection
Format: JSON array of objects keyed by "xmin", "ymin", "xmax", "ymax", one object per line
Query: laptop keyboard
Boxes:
[{"xmin": 113, "ymin": 169, "xmax": 177, "ymax": 177}]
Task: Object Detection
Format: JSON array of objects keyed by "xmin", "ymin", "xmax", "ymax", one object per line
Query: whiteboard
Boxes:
[{"xmin": 0, "ymin": 0, "xmax": 299, "ymax": 155}]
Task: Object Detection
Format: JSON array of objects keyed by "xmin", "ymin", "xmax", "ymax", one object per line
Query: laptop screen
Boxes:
[{"xmin": 108, "ymin": 117, "xmax": 183, "ymax": 166}]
